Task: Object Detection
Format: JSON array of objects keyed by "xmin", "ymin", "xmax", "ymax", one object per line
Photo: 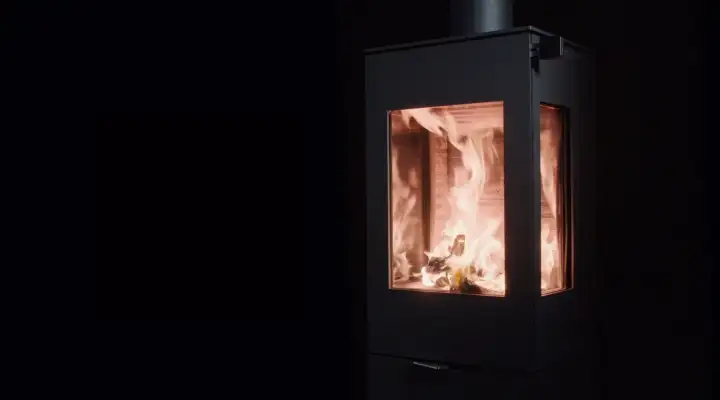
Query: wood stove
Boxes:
[{"xmin": 364, "ymin": 1, "xmax": 595, "ymax": 396}]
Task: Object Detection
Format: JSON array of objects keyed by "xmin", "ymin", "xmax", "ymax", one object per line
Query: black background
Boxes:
[{"xmin": 7, "ymin": 0, "xmax": 711, "ymax": 397}]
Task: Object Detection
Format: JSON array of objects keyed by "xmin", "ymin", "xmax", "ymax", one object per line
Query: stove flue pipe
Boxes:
[{"xmin": 450, "ymin": 0, "xmax": 514, "ymax": 35}]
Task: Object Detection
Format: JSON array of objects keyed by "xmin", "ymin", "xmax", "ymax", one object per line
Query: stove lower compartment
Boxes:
[{"xmin": 368, "ymin": 353, "xmax": 599, "ymax": 400}]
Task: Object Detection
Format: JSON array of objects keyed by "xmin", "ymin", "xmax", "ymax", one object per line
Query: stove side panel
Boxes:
[{"xmin": 531, "ymin": 38, "xmax": 597, "ymax": 370}]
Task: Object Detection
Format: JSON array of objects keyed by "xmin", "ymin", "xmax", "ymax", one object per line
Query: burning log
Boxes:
[
  {"xmin": 426, "ymin": 234, "xmax": 467, "ymax": 274},
  {"xmin": 449, "ymin": 234, "xmax": 465, "ymax": 256},
  {"xmin": 426, "ymin": 256, "xmax": 451, "ymax": 274},
  {"xmin": 448, "ymin": 269, "xmax": 484, "ymax": 294},
  {"xmin": 459, "ymin": 278, "xmax": 483, "ymax": 294},
  {"xmin": 434, "ymin": 276, "xmax": 450, "ymax": 288}
]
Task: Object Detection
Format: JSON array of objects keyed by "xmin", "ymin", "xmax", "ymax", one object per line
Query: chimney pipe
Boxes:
[{"xmin": 450, "ymin": 0, "xmax": 514, "ymax": 36}]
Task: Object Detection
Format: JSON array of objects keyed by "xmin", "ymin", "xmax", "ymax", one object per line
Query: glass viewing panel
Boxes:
[
  {"xmin": 539, "ymin": 104, "xmax": 571, "ymax": 295},
  {"xmin": 389, "ymin": 102, "xmax": 506, "ymax": 296}
]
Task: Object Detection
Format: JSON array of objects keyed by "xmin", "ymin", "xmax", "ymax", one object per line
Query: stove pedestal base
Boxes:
[{"xmin": 367, "ymin": 353, "xmax": 599, "ymax": 400}]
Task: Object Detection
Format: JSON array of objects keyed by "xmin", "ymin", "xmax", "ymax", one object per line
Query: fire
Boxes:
[
  {"xmin": 539, "ymin": 105, "xmax": 565, "ymax": 293},
  {"xmin": 390, "ymin": 145, "xmax": 418, "ymax": 282},
  {"xmin": 389, "ymin": 103, "xmax": 565, "ymax": 296}
]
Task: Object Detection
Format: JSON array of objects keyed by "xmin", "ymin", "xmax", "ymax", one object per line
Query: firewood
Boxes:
[
  {"xmin": 427, "ymin": 256, "xmax": 449, "ymax": 273},
  {"xmin": 450, "ymin": 234, "xmax": 466, "ymax": 256},
  {"xmin": 459, "ymin": 277, "xmax": 483, "ymax": 294},
  {"xmin": 434, "ymin": 276, "xmax": 450, "ymax": 288}
]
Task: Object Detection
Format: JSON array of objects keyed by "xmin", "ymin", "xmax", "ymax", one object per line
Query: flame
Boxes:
[
  {"xmin": 539, "ymin": 114, "xmax": 564, "ymax": 293},
  {"xmin": 393, "ymin": 105, "xmax": 506, "ymax": 295},
  {"xmin": 390, "ymin": 103, "xmax": 565, "ymax": 295},
  {"xmin": 390, "ymin": 146, "xmax": 417, "ymax": 282}
]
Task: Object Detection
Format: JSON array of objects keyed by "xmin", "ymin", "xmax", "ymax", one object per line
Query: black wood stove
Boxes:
[{"xmin": 364, "ymin": 1, "xmax": 595, "ymax": 398}]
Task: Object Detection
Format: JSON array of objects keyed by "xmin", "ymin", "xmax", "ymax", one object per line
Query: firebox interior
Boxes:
[{"xmin": 388, "ymin": 101, "xmax": 570, "ymax": 296}]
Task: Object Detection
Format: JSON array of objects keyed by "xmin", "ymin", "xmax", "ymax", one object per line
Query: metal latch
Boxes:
[{"xmin": 531, "ymin": 35, "xmax": 565, "ymax": 60}]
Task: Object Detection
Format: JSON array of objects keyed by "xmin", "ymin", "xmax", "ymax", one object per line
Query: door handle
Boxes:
[{"xmin": 412, "ymin": 361, "xmax": 449, "ymax": 370}]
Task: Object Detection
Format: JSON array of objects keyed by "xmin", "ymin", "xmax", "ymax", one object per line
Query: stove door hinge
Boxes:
[{"xmin": 531, "ymin": 35, "xmax": 564, "ymax": 69}]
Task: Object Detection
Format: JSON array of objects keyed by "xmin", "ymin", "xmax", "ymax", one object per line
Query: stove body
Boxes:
[{"xmin": 364, "ymin": 26, "xmax": 595, "ymax": 383}]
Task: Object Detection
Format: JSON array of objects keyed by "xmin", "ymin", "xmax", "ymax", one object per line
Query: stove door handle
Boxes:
[{"xmin": 412, "ymin": 361, "xmax": 449, "ymax": 370}]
